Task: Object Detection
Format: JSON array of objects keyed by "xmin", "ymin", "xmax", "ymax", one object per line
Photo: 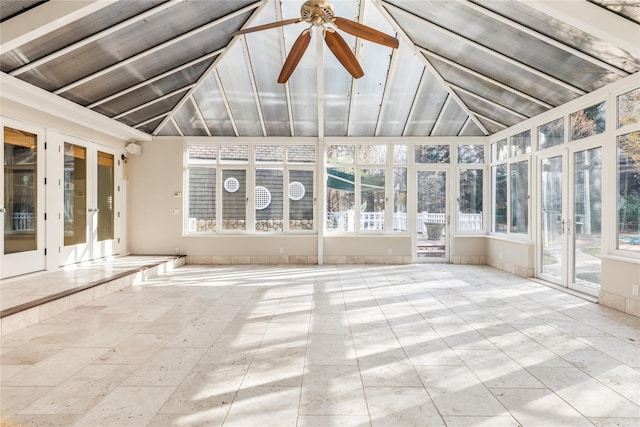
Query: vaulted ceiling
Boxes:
[{"xmin": 1, "ymin": 0, "xmax": 638, "ymax": 138}]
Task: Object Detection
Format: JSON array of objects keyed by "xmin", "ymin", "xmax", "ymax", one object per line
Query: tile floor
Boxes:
[{"xmin": 1, "ymin": 263, "xmax": 639, "ymax": 426}]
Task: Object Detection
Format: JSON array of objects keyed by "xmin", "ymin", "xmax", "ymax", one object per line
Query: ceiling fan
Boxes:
[{"xmin": 232, "ymin": 0, "xmax": 399, "ymax": 83}]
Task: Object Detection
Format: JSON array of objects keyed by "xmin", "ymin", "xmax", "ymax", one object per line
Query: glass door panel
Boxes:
[
  {"xmin": 97, "ymin": 151, "xmax": 114, "ymax": 242},
  {"xmin": 2, "ymin": 125, "xmax": 45, "ymax": 278},
  {"xmin": 540, "ymin": 155, "xmax": 564, "ymax": 283},
  {"xmin": 416, "ymin": 170, "xmax": 448, "ymax": 260},
  {"xmin": 64, "ymin": 143, "xmax": 87, "ymax": 247},
  {"xmin": 572, "ymin": 147, "xmax": 602, "ymax": 291}
]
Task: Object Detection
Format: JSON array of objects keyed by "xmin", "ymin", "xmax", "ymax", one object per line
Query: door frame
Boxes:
[
  {"xmin": 1, "ymin": 118, "xmax": 46, "ymax": 278},
  {"xmin": 536, "ymin": 140, "xmax": 604, "ymax": 296},
  {"xmin": 412, "ymin": 166, "xmax": 451, "ymax": 263}
]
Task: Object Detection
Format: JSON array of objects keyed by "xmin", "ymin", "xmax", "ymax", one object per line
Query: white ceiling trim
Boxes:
[
  {"xmin": 0, "ymin": 0, "xmax": 116, "ymax": 54},
  {"xmin": 54, "ymin": 1, "xmax": 262, "ymax": 95},
  {"xmin": 526, "ymin": 0, "xmax": 640, "ymax": 56},
  {"xmin": 214, "ymin": 69, "xmax": 239, "ymax": 137},
  {"xmin": 0, "ymin": 72, "xmax": 151, "ymax": 141},
  {"xmin": 10, "ymin": 0, "xmax": 185, "ymax": 77},
  {"xmin": 402, "ymin": 68, "xmax": 427, "ymax": 136}
]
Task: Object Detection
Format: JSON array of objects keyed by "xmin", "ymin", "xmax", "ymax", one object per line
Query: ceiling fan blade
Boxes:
[
  {"xmin": 324, "ymin": 28, "xmax": 364, "ymax": 79},
  {"xmin": 278, "ymin": 29, "xmax": 312, "ymax": 84},
  {"xmin": 232, "ymin": 18, "xmax": 302, "ymax": 36},
  {"xmin": 332, "ymin": 16, "xmax": 399, "ymax": 49}
]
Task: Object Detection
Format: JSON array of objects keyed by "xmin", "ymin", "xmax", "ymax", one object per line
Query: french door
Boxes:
[
  {"xmin": 538, "ymin": 144, "xmax": 603, "ymax": 295},
  {"xmin": 415, "ymin": 169, "xmax": 449, "ymax": 262},
  {"xmin": 1, "ymin": 122, "xmax": 46, "ymax": 278},
  {"xmin": 61, "ymin": 136, "xmax": 120, "ymax": 265}
]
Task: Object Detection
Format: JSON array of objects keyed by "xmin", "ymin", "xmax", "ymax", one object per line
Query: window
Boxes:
[
  {"xmin": 186, "ymin": 143, "xmax": 315, "ymax": 234},
  {"xmin": 618, "ymin": 88, "xmax": 640, "ymax": 128},
  {"xmin": 415, "ymin": 145, "xmax": 450, "ymax": 163},
  {"xmin": 510, "ymin": 130, "xmax": 531, "ymax": 157},
  {"xmin": 570, "ymin": 102, "xmax": 605, "ymax": 141},
  {"xmin": 538, "ymin": 118, "xmax": 564, "ymax": 150},
  {"xmin": 493, "ymin": 139, "xmax": 508, "ymax": 162},
  {"xmin": 394, "ymin": 168, "xmax": 407, "ymax": 232},
  {"xmin": 458, "ymin": 145, "xmax": 484, "ymax": 163},
  {"xmin": 255, "ymin": 169, "xmax": 283, "ymax": 232},
  {"xmin": 510, "ymin": 161, "xmax": 529, "ymax": 234},
  {"xmin": 326, "ymin": 167, "xmax": 355, "ymax": 232},
  {"xmin": 459, "ymin": 169, "xmax": 483, "ymax": 232},
  {"xmin": 493, "ymin": 164, "xmax": 507, "ymax": 233},
  {"xmin": 360, "ymin": 168, "xmax": 385, "ymax": 230},
  {"xmin": 617, "ymin": 131, "xmax": 640, "ymax": 252}
]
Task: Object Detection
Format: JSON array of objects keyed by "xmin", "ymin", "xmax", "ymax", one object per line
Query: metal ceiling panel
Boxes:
[
  {"xmin": 403, "ymin": 71, "xmax": 448, "ymax": 136},
  {"xmin": 244, "ymin": 0, "xmax": 291, "ymax": 136},
  {"xmin": 0, "ymin": 0, "xmax": 48, "ymax": 23},
  {"xmin": 137, "ymin": 117, "xmax": 167, "ymax": 135},
  {"xmin": 426, "ymin": 56, "xmax": 548, "ymax": 119},
  {"xmin": 457, "ymin": 92, "xmax": 521, "ymax": 129},
  {"xmin": 476, "ymin": 0, "xmax": 640, "ymax": 73},
  {"xmin": 376, "ymin": 42, "xmax": 425, "ymax": 136},
  {"xmin": 193, "ymin": 73, "xmax": 236, "ymax": 137},
  {"xmin": 25, "ymin": 12, "xmax": 247, "ymax": 97},
  {"xmin": 117, "ymin": 92, "xmax": 184, "ymax": 128},
  {"xmin": 390, "ymin": 6, "xmax": 579, "ymax": 108},
  {"xmin": 216, "ymin": 41, "xmax": 264, "ymax": 136},
  {"xmin": 387, "ymin": 0, "xmax": 621, "ymax": 92},
  {"xmin": 0, "ymin": 1, "xmax": 161, "ymax": 70},
  {"xmin": 477, "ymin": 117, "xmax": 504, "ymax": 135},
  {"xmin": 83, "ymin": 60, "xmax": 214, "ymax": 117}
]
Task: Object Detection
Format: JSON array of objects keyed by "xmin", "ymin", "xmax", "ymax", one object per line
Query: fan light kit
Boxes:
[{"xmin": 232, "ymin": 0, "xmax": 399, "ymax": 83}]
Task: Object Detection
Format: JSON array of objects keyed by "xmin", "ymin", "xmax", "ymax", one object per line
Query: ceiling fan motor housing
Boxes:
[{"xmin": 301, "ymin": 0, "xmax": 335, "ymax": 25}]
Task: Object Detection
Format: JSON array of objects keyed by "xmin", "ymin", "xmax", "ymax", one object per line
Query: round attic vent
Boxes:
[
  {"xmin": 255, "ymin": 186, "xmax": 272, "ymax": 210},
  {"xmin": 288, "ymin": 181, "xmax": 305, "ymax": 200},
  {"xmin": 224, "ymin": 177, "xmax": 240, "ymax": 193}
]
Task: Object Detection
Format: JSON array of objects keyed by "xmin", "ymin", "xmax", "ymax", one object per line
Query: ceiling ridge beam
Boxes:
[
  {"xmin": 526, "ymin": 0, "xmax": 639, "ymax": 56},
  {"xmin": 448, "ymin": 82, "xmax": 529, "ymax": 120},
  {"xmin": 1, "ymin": 0, "xmax": 116, "ymax": 53},
  {"xmin": 382, "ymin": 1, "xmax": 586, "ymax": 96},
  {"xmin": 417, "ymin": 47, "xmax": 553, "ymax": 109},
  {"xmin": 461, "ymin": 0, "xmax": 629, "ymax": 76},
  {"xmin": 87, "ymin": 49, "xmax": 223, "ymax": 109},
  {"xmin": 375, "ymin": 1, "xmax": 489, "ymax": 135},
  {"xmin": 10, "ymin": 0, "xmax": 184, "ymax": 76},
  {"xmin": 53, "ymin": 1, "xmax": 262, "ymax": 95},
  {"xmin": 112, "ymin": 85, "xmax": 194, "ymax": 120}
]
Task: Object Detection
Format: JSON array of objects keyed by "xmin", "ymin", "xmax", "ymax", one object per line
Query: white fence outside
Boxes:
[
  {"xmin": 327, "ymin": 211, "xmax": 483, "ymax": 232},
  {"xmin": 12, "ymin": 212, "xmax": 35, "ymax": 231}
]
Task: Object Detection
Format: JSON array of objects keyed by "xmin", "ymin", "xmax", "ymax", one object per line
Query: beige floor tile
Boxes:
[
  {"xmin": 365, "ymin": 386, "xmax": 445, "ymax": 427},
  {"xmin": 223, "ymin": 386, "xmax": 300, "ymax": 427},
  {"xmin": 73, "ymin": 385, "xmax": 175, "ymax": 427},
  {"xmin": 297, "ymin": 414, "xmax": 371, "ymax": 427},
  {"xmin": 299, "ymin": 365, "xmax": 368, "ymax": 416},
  {"xmin": 121, "ymin": 347, "xmax": 207, "ymax": 387}
]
